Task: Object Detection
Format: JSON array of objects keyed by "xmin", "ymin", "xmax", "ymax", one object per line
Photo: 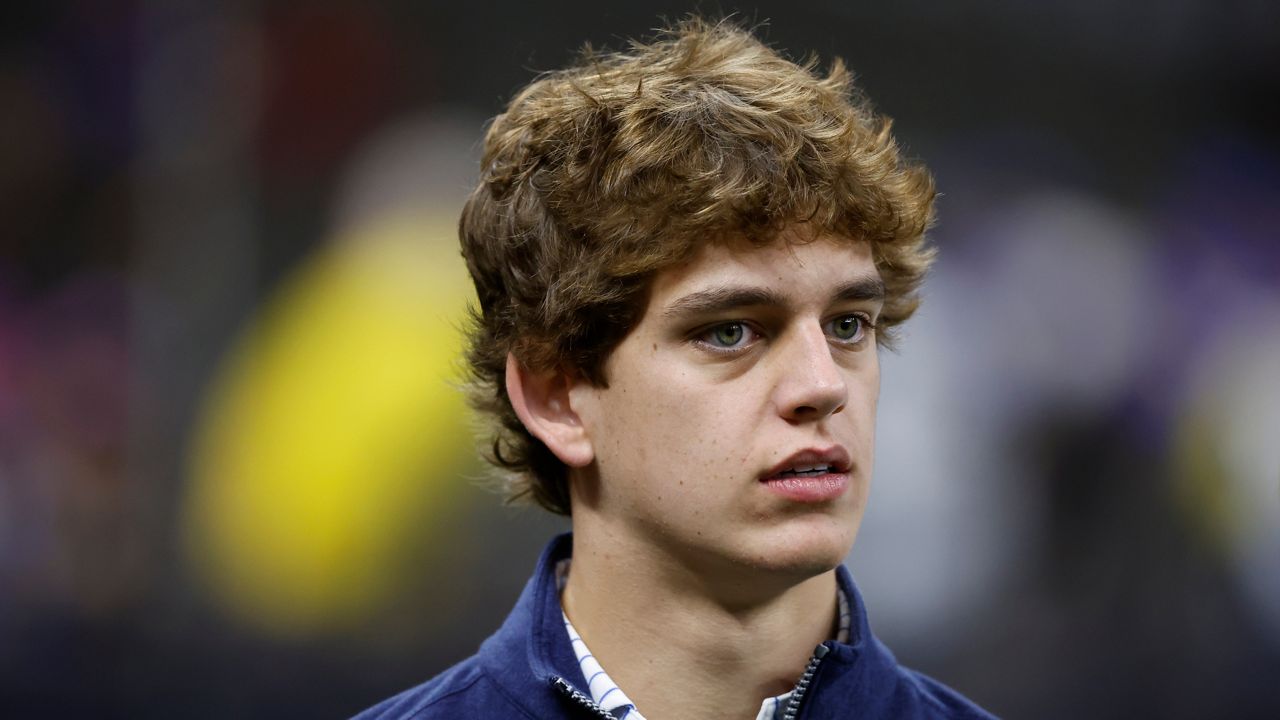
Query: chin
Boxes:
[{"xmin": 737, "ymin": 515, "xmax": 860, "ymax": 578}]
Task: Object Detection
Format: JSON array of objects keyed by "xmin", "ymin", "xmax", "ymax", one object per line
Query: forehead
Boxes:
[{"xmin": 648, "ymin": 233, "xmax": 879, "ymax": 306}]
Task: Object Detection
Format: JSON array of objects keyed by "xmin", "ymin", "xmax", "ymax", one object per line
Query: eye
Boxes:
[
  {"xmin": 827, "ymin": 314, "xmax": 867, "ymax": 343},
  {"xmin": 709, "ymin": 322, "xmax": 747, "ymax": 347},
  {"xmin": 697, "ymin": 321, "xmax": 756, "ymax": 350}
]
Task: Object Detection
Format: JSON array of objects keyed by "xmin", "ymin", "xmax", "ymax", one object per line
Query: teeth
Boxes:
[{"xmin": 780, "ymin": 465, "xmax": 832, "ymax": 477}]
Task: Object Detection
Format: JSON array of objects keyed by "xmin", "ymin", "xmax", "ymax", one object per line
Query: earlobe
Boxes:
[{"xmin": 505, "ymin": 353, "xmax": 595, "ymax": 468}]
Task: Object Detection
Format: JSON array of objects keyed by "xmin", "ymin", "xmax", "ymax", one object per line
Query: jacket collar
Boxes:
[
  {"xmin": 477, "ymin": 532, "xmax": 904, "ymax": 718},
  {"xmin": 476, "ymin": 533, "xmax": 584, "ymax": 717}
]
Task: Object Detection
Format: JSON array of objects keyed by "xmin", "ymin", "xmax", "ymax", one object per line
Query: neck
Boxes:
[{"xmin": 562, "ymin": 520, "xmax": 839, "ymax": 720}]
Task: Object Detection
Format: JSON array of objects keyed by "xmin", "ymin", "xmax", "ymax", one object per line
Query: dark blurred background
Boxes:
[{"xmin": 1, "ymin": 1, "xmax": 1278, "ymax": 717}]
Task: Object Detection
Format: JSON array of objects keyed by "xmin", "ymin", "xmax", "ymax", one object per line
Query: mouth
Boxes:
[
  {"xmin": 774, "ymin": 464, "xmax": 840, "ymax": 478},
  {"xmin": 760, "ymin": 447, "xmax": 852, "ymax": 503}
]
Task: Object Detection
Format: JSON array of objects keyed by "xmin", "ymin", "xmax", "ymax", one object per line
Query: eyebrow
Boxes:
[{"xmin": 661, "ymin": 276, "xmax": 886, "ymax": 318}]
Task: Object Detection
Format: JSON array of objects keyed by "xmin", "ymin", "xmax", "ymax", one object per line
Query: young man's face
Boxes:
[{"xmin": 569, "ymin": 229, "xmax": 883, "ymax": 581}]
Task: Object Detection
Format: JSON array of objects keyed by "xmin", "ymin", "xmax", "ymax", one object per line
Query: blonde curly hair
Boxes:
[{"xmin": 460, "ymin": 17, "xmax": 936, "ymax": 514}]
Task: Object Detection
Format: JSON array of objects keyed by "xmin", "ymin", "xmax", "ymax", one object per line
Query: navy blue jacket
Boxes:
[{"xmin": 354, "ymin": 534, "xmax": 996, "ymax": 719}]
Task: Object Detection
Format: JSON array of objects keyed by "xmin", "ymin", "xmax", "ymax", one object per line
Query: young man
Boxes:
[{"xmin": 357, "ymin": 19, "xmax": 995, "ymax": 720}]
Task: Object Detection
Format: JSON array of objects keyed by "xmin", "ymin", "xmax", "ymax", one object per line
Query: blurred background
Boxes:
[{"xmin": 1, "ymin": 0, "xmax": 1277, "ymax": 717}]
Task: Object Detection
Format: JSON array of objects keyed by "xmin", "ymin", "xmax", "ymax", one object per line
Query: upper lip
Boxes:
[{"xmin": 761, "ymin": 446, "xmax": 852, "ymax": 479}]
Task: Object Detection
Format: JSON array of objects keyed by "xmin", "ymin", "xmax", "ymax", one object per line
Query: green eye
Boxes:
[
  {"xmin": 711, "ymin": 323, "xmax": 746, "ymax": 347},
  {"xmin": 830, "ymin": 315, "xmax": 863, "ymax": 341}
]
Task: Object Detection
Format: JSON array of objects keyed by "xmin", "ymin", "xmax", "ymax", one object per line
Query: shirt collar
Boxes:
[{"xmin": 556, "ymin": 558, "xmax": 852, "ymax": 720}]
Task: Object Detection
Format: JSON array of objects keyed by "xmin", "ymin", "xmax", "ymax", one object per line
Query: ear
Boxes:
[{"xmin": 505, "ymin": 353, "xmax": 594, "ymax": 468}]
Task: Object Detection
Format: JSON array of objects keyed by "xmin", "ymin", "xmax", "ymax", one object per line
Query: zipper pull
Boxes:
[
  {"xmin": 551, "ymin": 677, "xmax": 618, "ymax": 720},
  {"xmin": 781, "ymin": 644, "xmax": 831, "ymax": 720}
]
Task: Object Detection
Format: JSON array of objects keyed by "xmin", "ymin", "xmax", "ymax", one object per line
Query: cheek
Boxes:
[
  {"xmin": 592, "ymin": 369, "xmax": 750, "ymax": 503},
  {"xmin": 854, "ymin": 356, "xmax": 881, "ymax": 423},
  {"xmin": 618, "ymin": 381, "xmax": 723, "ymax": 473}
]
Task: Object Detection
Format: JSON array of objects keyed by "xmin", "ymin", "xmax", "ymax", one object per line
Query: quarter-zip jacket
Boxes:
[{"xmin": 353, "ymin": 534, "xmax": 997, "ymax": 719}]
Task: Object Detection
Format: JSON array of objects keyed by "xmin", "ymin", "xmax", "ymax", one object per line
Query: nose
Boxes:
[{"xmin": 773, "ymin": 322, "xmax": 848, "ymax": 422}]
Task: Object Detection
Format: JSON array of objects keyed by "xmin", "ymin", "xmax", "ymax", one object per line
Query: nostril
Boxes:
[{"xmin": 791, "ymin": 401, "xmax": 842, "ymax": 417}]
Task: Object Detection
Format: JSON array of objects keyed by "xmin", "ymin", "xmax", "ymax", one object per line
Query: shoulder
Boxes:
[
  {"xmin": 350, "ymin": 656, "xmax": 534, "ymax": 720},
  {"xmin": 891, "ymin": 666, "xmax": 998, "ymax": 720}
]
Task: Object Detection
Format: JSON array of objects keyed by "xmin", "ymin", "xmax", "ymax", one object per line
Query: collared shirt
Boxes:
[
  {"xmin": 556, "ymin": 560, "xmax": 852, "ymax": 720},
  {"xmin": 354, "ymin": 534, "xmax": 996, "ymax": 720}
]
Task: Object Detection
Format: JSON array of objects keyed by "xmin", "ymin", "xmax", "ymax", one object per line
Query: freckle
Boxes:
[{"xmin": 652, "ymin": 343, "xmax": 657, "ymax": 352}]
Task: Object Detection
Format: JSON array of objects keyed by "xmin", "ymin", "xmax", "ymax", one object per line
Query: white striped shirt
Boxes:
[{"xmin": 556, "ymin": 560, "xmax": 851, "ymax": 720}]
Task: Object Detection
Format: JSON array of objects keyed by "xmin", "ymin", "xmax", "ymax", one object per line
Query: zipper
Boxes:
[
  {"xmin": 552, "ymin": 677, "xmax": 618, "ymax": 719},
  {"xmin": 552, "ymin": 644, "xmax": 831, "ymax": 720},
  {"xmin": 781, "ymin": 643, "xmax": 830, "ymax": 720}
]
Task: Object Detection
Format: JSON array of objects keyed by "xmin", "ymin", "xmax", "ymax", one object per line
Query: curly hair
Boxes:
[{"xmin": 459, "ymin": 17, "xmax": 936, "ymax": 515}]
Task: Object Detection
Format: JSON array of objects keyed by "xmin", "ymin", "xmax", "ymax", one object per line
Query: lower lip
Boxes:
[{"xmin": 760, "ymin": 473, "xmax": 849, "ymax": 502}]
